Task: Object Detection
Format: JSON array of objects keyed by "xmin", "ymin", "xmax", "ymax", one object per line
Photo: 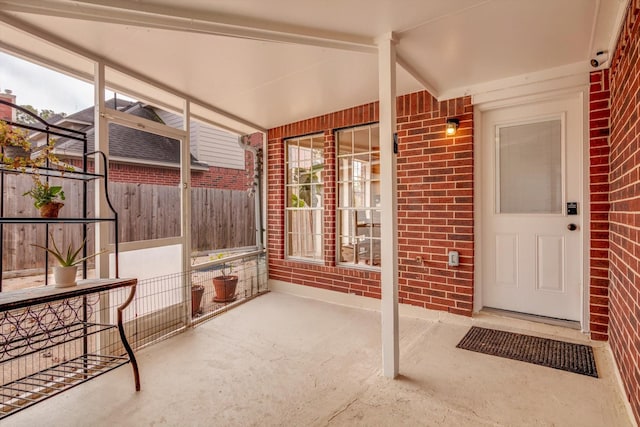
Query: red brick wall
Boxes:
[
  {"xmin": 63, "ymin": 132, "xmax": 263, "ymax": 190},
  {"xmin": 65, "ymin": 161, "xmax": 250, "ymax": 190},
  {"xmin": 267, "ymin": 91, "xmax": 474, "ymax": 315},
  {"xmin": 608, "ymin": 0, "xmax": 640, "ymax": 421},
  {"xmin": 191, "ymin": 164, "xmax": 250, "ymax": 189},
  {"xmin": 588, "ymin": 69, "xmax": 611, "ymax": 341},
  {"xmin": 397, "ymin": 94, "xmax": 474, "ymax": 315},
  {"xmin": 65, "ymin": 149, "xmax": 258, "ymax": 191},
  {"xmin": 108, "ymin": 133, "xmax": 260, "ymax": 189},
  {"xmin": 268, "ymin": 103, "xmax": 382, "ymax": 297}
]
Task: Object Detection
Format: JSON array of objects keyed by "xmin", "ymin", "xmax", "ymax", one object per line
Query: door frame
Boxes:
[{"xmin": 473, "ymin": 85, "xmax": 591, "ymax": 332}]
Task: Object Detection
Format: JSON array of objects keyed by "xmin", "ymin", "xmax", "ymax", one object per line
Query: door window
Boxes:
[{"xmin": 497, "ymin": 119, "xmax": 562, "ymax": 214}]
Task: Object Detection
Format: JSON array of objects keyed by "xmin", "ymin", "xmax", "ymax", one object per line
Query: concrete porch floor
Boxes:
[{"xmin": 5, "ymin": 291, "xmax": 634, "ymax": 427}]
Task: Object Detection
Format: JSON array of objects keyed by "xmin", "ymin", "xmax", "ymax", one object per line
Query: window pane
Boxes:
[
  {"xmin": 371, "ymin": 152, "xmax": 380, "ymax": 180},
  {"xmin": 370, "ymin": 126, "xmax": 380, "ymax": 150},
  {"xmin": 338, "ymin": 157, "xmax": 352, "ymax": 182},
  {"xmin": 286, "ymin": 210, "xmax": 323, "ymax": 260},
  {"xmin": 338, "ymin": 182, "xmax": 353, "ymax": 208},
  {"xmin": 370, "ymin": 181, "xmax": 380, "ymax": 208},
  {"xmin": 288, "ymin": 143, "xmax": 299, "ymax": 163},
  {"xmin": 108, "ymin": 124, "xmax": 180, "ymax": 243},
  {"xmin": 354, "ymin": 128, "xmax": 369, "ymax": 152},
  {"xmin": 286, "ymin": 186, "xmax": 299, "ymax": 207},
  {"xmin": 498, "ymin": 120, "xmax": 562, "ymax": 214},
  {"xmin": 338, "ymin": 129, "xmax": 353, "ymax": 155},
  {"xmin": 336, "ymin": 124, "xmax": 381, "ymax": 268},
  {"xmin": 285, "ymin": 134, "xmax": 324, "ymax": 261}
]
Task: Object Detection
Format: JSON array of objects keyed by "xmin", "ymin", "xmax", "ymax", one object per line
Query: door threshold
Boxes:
[{"xmin": 480, "ymin": 307, "xmax": 581, "ymax": 330}]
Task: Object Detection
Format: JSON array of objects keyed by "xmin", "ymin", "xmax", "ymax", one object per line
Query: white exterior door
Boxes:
[{"xmin": 481, "ymin": 94, "xmax": 583, "ymax": 321}]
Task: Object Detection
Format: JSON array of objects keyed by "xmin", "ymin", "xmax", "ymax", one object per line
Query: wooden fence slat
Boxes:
[{"xmin": 2, "ymin": 176, "xmax": 255, "ymax": 272}]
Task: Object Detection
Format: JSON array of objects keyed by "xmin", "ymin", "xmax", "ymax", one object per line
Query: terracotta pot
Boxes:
[
  {"xmin": 212, "ymin": 275, "xmax": 238, "ymax": 303},
  {"xmin": 39, "ymin": 202, "xmax": 64, "ymax": 218},
  {"xmin": 191, "ymin": 285, "xmax": 205, "ymax": 316},
  {"xmin": 53, "ymin": 265, "xmax": 78, "ymax": 288}
]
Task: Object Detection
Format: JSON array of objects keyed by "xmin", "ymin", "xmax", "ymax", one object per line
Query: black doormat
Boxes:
[{"xmin": 456, "ymin": 326, "xmax": 598, "ymax": 377}]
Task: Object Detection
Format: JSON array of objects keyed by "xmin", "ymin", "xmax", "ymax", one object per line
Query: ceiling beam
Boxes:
[
  {"xmin": 0, "ymin": 0, "xmax": 377, "ymax": 53},
  {"xmin": 396, "ymin": 54, "xmax": 440, "ymax": 99},
  {"xmin": 442, "ymin": 61, "xmax": 589, "ymax": 102}
]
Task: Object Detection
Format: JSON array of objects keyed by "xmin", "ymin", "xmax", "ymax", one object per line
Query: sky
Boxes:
[{"xmin": 0, "ymin": 51, "xmax": 96, "ymax": 115}]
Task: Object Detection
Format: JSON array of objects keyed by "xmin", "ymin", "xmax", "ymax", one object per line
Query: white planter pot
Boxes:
[{"xmin": 53, "ymin": 265, "xmax": 78, "ymax": 288}]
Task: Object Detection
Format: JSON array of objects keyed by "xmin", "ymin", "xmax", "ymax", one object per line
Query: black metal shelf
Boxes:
[
  {"xmin": 1, "ymin": 321, "xmax": 118, "ymax": 362},
  {"xmin": 0, "ymin": 353, "xmax": 129, "ymax": 419},
  {"xmin": 0, "ymin": 101, "xmax": 133, "ymax": 420},
  {"xmin": 0, "ymin": 165, "xmax": 104, "ymax": 181}
]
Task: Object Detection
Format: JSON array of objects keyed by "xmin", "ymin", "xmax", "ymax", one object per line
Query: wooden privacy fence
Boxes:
[{"xmin": 1, "ymin": 175, "xmax": 256, "ymax": 272}]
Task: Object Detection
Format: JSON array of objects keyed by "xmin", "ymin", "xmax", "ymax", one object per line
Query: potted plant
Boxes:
[
  {"xmin": 192, "ymin": 284, "xmax": 205, "ymax": 315},
  {"xmin": 190, "ymin": 252, "xmax": 205, "ymax": 316},
  {"xmin": 1, "ymin": 120, "xmax": 69, "ymax": 174},
  {"xmin": 212, "ymin": 256, "xmax": 238, "ymax": 303},
  {"xmin": 0, "ymin": 120, "xmax": 32, "ymax": 167},
  {"xmin": 23, "ymin": 179, "xmax": 65, "ymax": 218},
  {"xmin": 32, "ymin": 234, "xmax": 104, "ymax": 288}
]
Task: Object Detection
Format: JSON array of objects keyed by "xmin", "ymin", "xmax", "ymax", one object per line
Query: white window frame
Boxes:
[
  {"xmin": 336, "ymin": 123, "xmax": 381, "ymax": 269},
  {"xmin": 284, "ymin": 134, "xmax": 325, "ymax": 262}
]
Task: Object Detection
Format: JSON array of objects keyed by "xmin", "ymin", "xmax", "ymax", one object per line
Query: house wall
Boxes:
[
  {"xmin": 607, "ymin": 0, "xmax": 640, "ymax": 420},
  {"xmin": 0, "ymin": 91, "xmax": 16, "ymax": 121},
  {"xmin": 267, "ymin": 91, "xmax": 474, "ymax": 314},
  {"xmin": 67, "ymin": 157, "xmax": 252, "ymax": 190},
  {"xmin": 193, "ymin": 123, "xmax": 245, "ymax": 170},
  {"xmin": 155, "ymin": 109, "xmax": 245, "ymax": 170}
]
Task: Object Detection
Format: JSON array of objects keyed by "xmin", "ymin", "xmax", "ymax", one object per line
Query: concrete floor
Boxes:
[{"xmin": 5, "ymin": 291, "xmax": 634, "ymax": 427}]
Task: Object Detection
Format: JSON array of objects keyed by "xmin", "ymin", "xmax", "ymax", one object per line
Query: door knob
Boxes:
[{"xmin": 567, "ymin": 223, "xmax": 578, "ymax": 231}]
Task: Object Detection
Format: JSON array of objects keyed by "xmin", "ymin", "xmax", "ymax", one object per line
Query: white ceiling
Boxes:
[{"xmin": 0, "ymin": 0, "xmax": 628, "ymax": 133}]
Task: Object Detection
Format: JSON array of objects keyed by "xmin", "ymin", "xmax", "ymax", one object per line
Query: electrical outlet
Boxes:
[{"xmin": 448, "ymin": 251, "xmax": 459, "ymax": 267}]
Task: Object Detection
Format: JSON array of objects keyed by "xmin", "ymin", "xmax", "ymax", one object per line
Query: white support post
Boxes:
[
  {"xmin": 182, "ymin": 100, "xmax": 192, "ymax": 324},
  {"xmin": 94, "ymin": 62, "xmax": 109, "ymax": 278},
  {"xmin": 377, "ymin": 34, "xmax": 399, "ymax": 378}
]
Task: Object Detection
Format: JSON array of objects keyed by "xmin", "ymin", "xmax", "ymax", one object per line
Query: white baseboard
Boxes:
[
  {"xmin": 268, "ymin": 280, "xmax": 600, "ymax": 340},
  {"xmin": 268, "ymin": 279, "xmax": 472, "ymax": 326}
]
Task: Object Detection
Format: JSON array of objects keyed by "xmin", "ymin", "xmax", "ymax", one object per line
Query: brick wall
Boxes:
[
  {"xmin": 268, "ymin": 103, "xmax": 382, "ymax": 297},
  {"xmin": 588, "ymin": 69, "xmax": 611, "ymax": 341},
  {"xmin": 64, "ymin": 160, "xmax": 250, "ymax": 190},
  {"xmin": 267, "ymin": 91, "xmax": 474, "ymax": 315},
  {"xmin": 608, "ymin": 0, "xmax": 640, "ymax": 421},
  {"xmin": 108, "ymin": 133, "xmax": 261, "ymax": 189},
  {"xmin": 396, "ymin": 93, "xmax": 474, "ymax": 315},
  {"xmin": 62, "ymin": 131, "xmax": 263, "ymax": 191}
]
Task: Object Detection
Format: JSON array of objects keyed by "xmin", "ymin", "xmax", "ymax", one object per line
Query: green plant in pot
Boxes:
[
  {"xmin": 0, "ymin": 121, "xmax": 64, "ymax": 169},
  {"xmin": 211, "ymin": 254, "xmax": 238, "ymax": 303},
  {"xmin": 23, "ymin": 179, "xmax": 65, "ymax": 218},
  {"xmin": 0, "ymin": 120, "xmax": 32, "ymax": 168},
  {"xmin": 32, "ymin": 234, "xmax": 104, "ymax": 288}
]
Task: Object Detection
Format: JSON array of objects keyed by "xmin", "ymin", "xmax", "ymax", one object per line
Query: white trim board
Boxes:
[{"xmin": 268, "ymin": 280, "xmax": 594, "ymax": 342}]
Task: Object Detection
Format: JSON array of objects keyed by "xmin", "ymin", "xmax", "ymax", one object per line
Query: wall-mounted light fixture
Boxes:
[{"xmin": 446, "ymin": 118, "xmax": 460, "ymax": 136}]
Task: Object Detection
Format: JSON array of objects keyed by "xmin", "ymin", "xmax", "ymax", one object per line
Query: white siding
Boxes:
[
  {"xmin": 193, "ymin": 123, "xmax": 244, "ymax": 170},
  {"xmin": 156, "ymin": 109, "xmax": 244, "ymax": 170},
  {"xmin": 155, "ymin": 109, "xmax": 184, "ymax": 129}
]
